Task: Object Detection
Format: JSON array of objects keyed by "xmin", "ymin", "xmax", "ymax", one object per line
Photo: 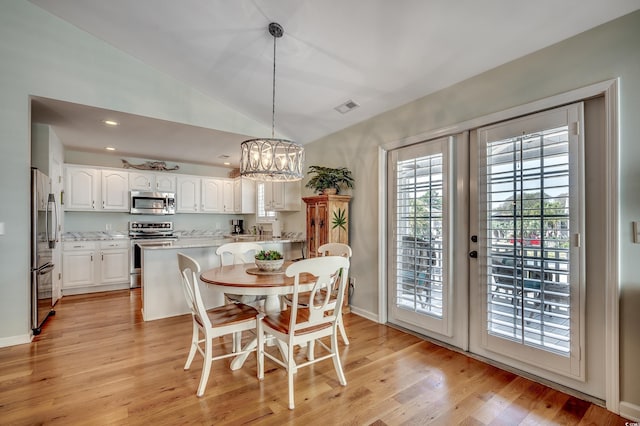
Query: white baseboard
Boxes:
[
  {"xmin": 620, "ymin": 401, "xmax": 640, "ymax": 422},
  {"xmin": 0, "ymin": 333, "xmax": 31, "ymax": 348},
  {"xmin": 349, "ymin": 306, "xmax": 379, "ymax": 323}
]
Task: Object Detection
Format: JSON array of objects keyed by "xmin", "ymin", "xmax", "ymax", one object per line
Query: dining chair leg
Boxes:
[
  {"xmin": 233, "ymin": 331, "xmax": 242, "ymax": 353},
  {"xmin": 197, "ymin": 336, "xmax": 213, "ymax": 397},
  {"xmin": 331, "ymin": 332, "xmax": 347, "ymax": 386},
  {"xmin": 287, "ymin": 342, "xmax": 296, "ymax": 410},
  {"xmin": 306, "ymin": 340, "xmax": 315, "ymax": 361},
  {"xmin": 257, "ymin": 321, "xmax": 264, "ymax": 380},
  {"xmin": 184, "ymin": 322, "xmax": 199, "ymax": 370},
  {"xmin": 338, "ymin": 317, "xmax": 350, "ymax": 345}
]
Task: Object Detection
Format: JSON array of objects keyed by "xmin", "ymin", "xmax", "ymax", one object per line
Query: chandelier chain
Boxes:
[{"xmin": 272, "ymin": 32, "xmax": 277, "ymax": 139}]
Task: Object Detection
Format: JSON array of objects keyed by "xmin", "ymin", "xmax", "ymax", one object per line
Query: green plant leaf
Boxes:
[{"xmin": 331, "ymin": 208, "xmax": 347, "ymax": 231}]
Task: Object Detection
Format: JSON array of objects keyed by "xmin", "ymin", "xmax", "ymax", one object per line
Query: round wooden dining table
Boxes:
[
  {"xmin": 199, "ymin": 261, "xmax": 315, "ymax": 370},
  {"xmin": 200, "ymin": 261, "xmax": 315, "ymax": 314}
]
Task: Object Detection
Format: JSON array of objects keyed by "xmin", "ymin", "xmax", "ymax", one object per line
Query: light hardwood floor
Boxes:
[{"xmin": 0, "ymin": 289, "xmax": 630, "ymax": 425}]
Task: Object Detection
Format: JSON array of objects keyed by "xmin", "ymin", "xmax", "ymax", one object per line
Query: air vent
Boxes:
[
  {"xmin": 334, "ymin": 99, "xmax": 360, "ymax": 114},
  {"xmin": 218, "ymin": 154, "xmax": 230, "ymax": 159}
]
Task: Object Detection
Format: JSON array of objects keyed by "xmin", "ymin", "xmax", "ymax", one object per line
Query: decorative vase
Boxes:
[
  {"xmin": 322, "ymin": 188, "xmax": 338, "ymax": 195},
  {"xmin": 255, "ymin": 258, "xmax": 284, "ymax": 271}
]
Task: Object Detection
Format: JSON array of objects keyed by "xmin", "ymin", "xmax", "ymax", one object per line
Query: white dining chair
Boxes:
[
  {"xmin": 216, "ymin": 242, "xmax": 263, "ymax": 300},
  {"xmin": 317, "ymin": 243, "xmax": 352, "ymax": 345},
  {"xmin": 283, "ymin": 242, "xmax": 352, "ymax": 352},
  {"xmin": 257, "ymin": 256, "xmax": 350, "ymax": 410},
  {"xmin": 216, "ymin": 242, "xmax": 265, "ymax": 352},
  {"xmin": 178, "ymin": 252, "xmax": 260, "ymax": 397}
]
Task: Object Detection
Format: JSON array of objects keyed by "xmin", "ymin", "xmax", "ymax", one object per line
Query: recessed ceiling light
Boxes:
[
  {"xmin": 223, "ymin": 162, "xmax": 231, "ymax": 166},
  {"xmin": 334, "ymin": 99, "xmax": 360, "ymax": 114},
  {"xmin": 103, "ymin": 119, "xmax": 119, "ymax": 126},
  {"xmin": 105, "ymin": 146, "xmax": 116, "ymax": 151}
]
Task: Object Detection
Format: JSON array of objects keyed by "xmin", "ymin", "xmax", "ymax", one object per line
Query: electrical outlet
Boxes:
[{"xmin": 0, "ymin": 222, "xmax": 4, "ymax": 235}]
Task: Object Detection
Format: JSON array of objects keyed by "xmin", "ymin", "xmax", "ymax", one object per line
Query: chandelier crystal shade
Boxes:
[{"xmin": 240, "ymin": 22, "xmax": 304, "ymax": 181}]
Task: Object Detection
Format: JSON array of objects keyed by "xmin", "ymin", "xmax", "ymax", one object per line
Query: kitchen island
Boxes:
[{"xmin": 139, "ymin": 236, "xmax": 304, "ymax": 321}]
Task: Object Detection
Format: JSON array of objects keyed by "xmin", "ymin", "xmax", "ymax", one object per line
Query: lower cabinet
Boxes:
[{"xmin": 62, "ymin": 240, "xmax": 130, "ymax": 295}]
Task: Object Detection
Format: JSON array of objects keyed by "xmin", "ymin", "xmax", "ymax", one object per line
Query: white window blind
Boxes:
[
  {"xmin": 481, "ymin": 126, "xmax": 575, "ymax": 355},
  {"xmin": 395, "ymin": 153, "xmax": 445, "ymax": 318}
]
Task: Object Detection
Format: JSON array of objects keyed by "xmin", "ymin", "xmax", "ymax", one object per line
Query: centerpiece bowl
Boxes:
[
  {"xmin": 254, "ymin": 258, "xmax": 284, "ymax": 272},
  {"xmin": 254, "ymin": 250, "xmax": 284, "ymax": 271}
]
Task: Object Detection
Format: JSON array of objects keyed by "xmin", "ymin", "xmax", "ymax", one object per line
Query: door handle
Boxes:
[{"xmin": 469, "ymin": 251, "xmax": 478, "ymax": 258}]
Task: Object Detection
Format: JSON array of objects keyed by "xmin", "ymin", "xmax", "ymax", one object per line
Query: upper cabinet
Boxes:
[
  {"xmin": 176, "ymin": 175, "xmax": 200, "ymax": 213},
  {"xmin": 201, "ymin": 178, "xmax": 223, "ymax": 213},
  {"xmin": 233, "ymin": 177, "xmax": 255, "ymax": 214},
  {"xmin": 65, "ymin": 166, "xmax": 99, "ymax": 211},
  {"xmin": 176, "ymin": 176, "xmax": 233, "ymax": 214},
  {"xmin": 65, "ymin": 166, "xmax": 129, "ymax": 211},
  {"xmin": 264, "ymin": 181, "xmax": 301, "ymax": 211},
  {"xmin": 222, "ymin": 179, "xmax": 234, "ymax": 213},
  {"xmin": 64, "ymin": 164, "xmax": 243, "ymax": 215},
  {"xmin": 101, "ymin": 170, "xmax": 129, "ymax": 211},
  {"xmin": 129, "ymin": 171, "xmax": 176, "ymax": 192}
]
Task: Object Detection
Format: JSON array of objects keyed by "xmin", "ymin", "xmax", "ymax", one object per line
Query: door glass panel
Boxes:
[
  {"xmin": 395, "ymin": 153, "xmax": 444, "ymax": 318},
  {"xmin": 474, "ymin": 103, "xmax": 584, "ymax": 379},
  {"xmin": 483, "ymin": 127, "xmax": 571, "ymax": 354},
  {"xmin": 388, "ymin": 137, "xmax": 452, "ymax": 336}
]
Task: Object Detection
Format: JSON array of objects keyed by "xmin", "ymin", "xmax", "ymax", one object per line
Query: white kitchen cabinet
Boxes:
[
  {"xmin": 98, "ymin": 240, "xmax": 130, "ymax": 284},
  {"xmin": 101, "ymin": 170, "xmax": 129, "ymax": 211},
  {"xmin": 65, "ymin": 166, "xmax": 130, "ymax": 211},
  {"xmin": 222, "ymin": 178, "xmax": 234, "ymax": 213},
  {"xmin": 64, "ymin": 166, "xmax": 99, "ymax": 211},
  {"xmin": 201, "ymin": 178, "xmax": 223, "ymax": 213},
  {"xmin": 233, "ymin": 177, "xmax": 255, "ymax": 214},
  {"xmin": 176, "ymin": 175, "xmax": 233, "ymax": 214},
  {"xmin": 264, "ymin": 181, "xmax": 301, "ymax": 211},
  {"xmin": 176, "ymin": 175, "xmax": 201, "ymax": 213},
  {"xmin": 62, "ymin": 240, "xmax": 129, "ymax": 294},
  {"xmin": 129, "ymin": 171, "xmax": 176, "ymax": 192},
  {"xmin": 62, "ymin": 242, "xmax": 96, "ymax": 288}
]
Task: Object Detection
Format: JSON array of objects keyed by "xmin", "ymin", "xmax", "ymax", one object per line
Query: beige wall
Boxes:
[{"xmin": 302, "ymin": 10, "xmax": 640, "ymax": 409}]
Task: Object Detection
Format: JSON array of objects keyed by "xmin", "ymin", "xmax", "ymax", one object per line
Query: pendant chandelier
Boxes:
[{"xmin": 240, "ymin": 22, "xmax": 304, "ymax": 181}]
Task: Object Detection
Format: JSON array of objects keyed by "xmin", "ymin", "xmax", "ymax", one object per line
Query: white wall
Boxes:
[
  {"xmin": 0, "ymin": 0, "xmax": 270, "ymax": 346},
  {"xmin": 301, "ymin": 10, "xmax": 640, "ymax": 411}
]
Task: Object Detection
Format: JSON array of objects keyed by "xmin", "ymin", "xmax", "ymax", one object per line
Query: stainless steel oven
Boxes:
[{"xmin": 129, "ymin": 221, "xmax": 176, "ymax": 288}]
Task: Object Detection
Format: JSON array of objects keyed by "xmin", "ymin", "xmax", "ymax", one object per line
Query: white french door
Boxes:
[
  {"xmin": 385, "ymin": 98, "xmax": 607, "ymax": 399},
  {"xmin": 469, "ymin": 103, "xmax": 586, "ymax": 380},
  {"xmin": 387, "ymin": 135, "xmax": 468, "ymax": 345}
]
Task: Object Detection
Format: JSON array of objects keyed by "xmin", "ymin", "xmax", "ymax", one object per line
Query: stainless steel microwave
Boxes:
[{"xmin": 130, "ymin": 191, "xmax": 176, "ymax": 215}]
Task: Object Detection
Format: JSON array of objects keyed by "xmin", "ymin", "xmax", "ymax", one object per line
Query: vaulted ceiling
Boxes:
[{"xmin": 29, "ymin": 0, "xmax": 640, "ymax": 167}]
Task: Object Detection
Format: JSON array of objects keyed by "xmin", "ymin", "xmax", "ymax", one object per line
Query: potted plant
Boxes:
[
  {"xmin": 254, "ymin": 250, "xmax": 284, "ymax": 271},
  {"xmin": 305, "ymin": 166, "xmax": 354, "ymax": 195}
]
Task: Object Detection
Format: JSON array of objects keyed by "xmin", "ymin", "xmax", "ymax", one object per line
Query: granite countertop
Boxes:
[
  {"xmin": 62, "ymin": 230, "xmax": 305, "ymax": 245},
  {"xmin": 140, "ymin": 233, "xmax": 306, "ymax": 250},
  {"xmin": 62, "ymin": 231, "xmax": 129, "ymax": 241}
]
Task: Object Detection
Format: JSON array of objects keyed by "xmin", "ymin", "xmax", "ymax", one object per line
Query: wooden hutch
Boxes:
[
  {"xmin": 303, "ymin": 194, "xmax": 352, "ymax": 311},
  {"xmin": 303, "ymin": 194, "xmax": 351, "ymax": 257}
]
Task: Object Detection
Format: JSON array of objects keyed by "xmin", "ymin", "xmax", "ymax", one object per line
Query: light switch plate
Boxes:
[
  {"xmin": 634, "ymin": 221, "xmax": 640, "ymax": 243},
  {"xmin": 0, "ymin": 222, "xmax": 4, "ymax": 235}
]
